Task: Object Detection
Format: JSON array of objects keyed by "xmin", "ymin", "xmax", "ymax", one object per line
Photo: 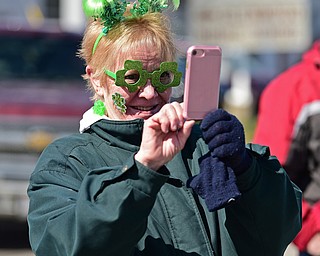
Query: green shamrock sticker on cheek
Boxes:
[{"xmin": 112, "ymin": 92, "xmax": 127, "ymax": 113}]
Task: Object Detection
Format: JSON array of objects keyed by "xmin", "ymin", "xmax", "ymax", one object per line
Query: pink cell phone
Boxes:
[{"xmin": 183, "ymin": 45, "xmax": 222, "ymax": 120}]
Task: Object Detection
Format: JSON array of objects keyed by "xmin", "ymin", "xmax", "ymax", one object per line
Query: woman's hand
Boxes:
[
  {"xmin": 135, "ymin": 102, "xmax": 195, "ymax": 171},
  {"xmin": 200, "ymin": 108, "xmax": 251, "ymax": 175}
]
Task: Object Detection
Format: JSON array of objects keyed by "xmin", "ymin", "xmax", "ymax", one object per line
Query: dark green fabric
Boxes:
[{"xmin": 27, "ymin": 119, "xmax": 302, "ymax": 256}]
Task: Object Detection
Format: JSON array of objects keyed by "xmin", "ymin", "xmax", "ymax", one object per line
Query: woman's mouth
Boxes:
[
  {"xmin": 132, "ymin": 106, "xmax": 157, "ymax": 111},
  {"xmin": 127, "ymin": 104, "xmax": 160, "ymax": 118}
]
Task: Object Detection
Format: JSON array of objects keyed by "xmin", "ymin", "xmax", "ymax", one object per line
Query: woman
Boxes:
[{"xmin": 27, "ymin": 1, "xmax": 301, "ymax": 255}]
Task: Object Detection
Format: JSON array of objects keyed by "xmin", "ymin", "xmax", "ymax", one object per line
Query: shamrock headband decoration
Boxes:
[{"xmin": 82, "ymin": 0, "xmax": 180, "ymax": 55}]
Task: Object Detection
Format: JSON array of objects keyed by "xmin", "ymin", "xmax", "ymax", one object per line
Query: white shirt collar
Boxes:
[{"xmin": 79, "ymin": 107, "xmax": 110, "ymax": 133}]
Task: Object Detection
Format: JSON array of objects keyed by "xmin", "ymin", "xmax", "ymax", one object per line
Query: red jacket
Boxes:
[
  {"xmin": 254, "ymin": 41, "xmax": 320, "ymax": 164},
  {"xmin": 254, "ymin": 41, "xmax": 320, "ymax": 252}
]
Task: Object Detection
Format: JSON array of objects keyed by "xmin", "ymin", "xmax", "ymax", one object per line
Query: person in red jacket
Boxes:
[{"xmin": 254, "ymin": 40, "xmax": 320, "ymax": 256}]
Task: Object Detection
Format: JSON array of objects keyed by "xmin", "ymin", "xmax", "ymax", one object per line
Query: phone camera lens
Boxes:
[{"xmin": 192, "ymin": 50, "xmax": 197, "ymax": 56}]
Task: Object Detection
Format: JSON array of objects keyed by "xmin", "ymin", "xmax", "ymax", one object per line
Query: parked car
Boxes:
[{"xmin": 0, "ymin": 28, "xmax": 91, "ymax": 221}]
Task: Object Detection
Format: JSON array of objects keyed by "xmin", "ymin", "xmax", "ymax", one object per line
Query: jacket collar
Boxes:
[{"xmin": 79, "ymin": 107, "xmax": 144, "ymax": 148}]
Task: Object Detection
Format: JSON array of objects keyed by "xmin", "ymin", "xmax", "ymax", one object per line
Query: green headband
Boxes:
[{"xmin": 82, "ymin": 0, "xmax": 180, "ymax": 55}]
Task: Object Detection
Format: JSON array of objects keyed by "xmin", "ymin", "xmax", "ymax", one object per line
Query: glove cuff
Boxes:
[
  {"xmin": 187, "ymin": 156, "xmax": 242, "ymax": 212},
  {"xmin": 233, "ymin": 150, "xmax": 252, "ymax": 176}
]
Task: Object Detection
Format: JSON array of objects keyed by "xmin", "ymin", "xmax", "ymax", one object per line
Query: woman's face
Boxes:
[{"xmin": 102, "ymin": 47, "xmax": 172, "ymax": 120}]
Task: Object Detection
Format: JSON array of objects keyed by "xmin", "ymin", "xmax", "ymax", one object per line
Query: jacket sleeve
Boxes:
[
  {"xmin": 252, "ymin": 69, "xmax": 298, "ymax": 164},
  {"xmin": 222, "ymin": 144, "xmax": 302, "ymax": 256},
  {"xmin": 27, "ymin": 142, "xmax": 169, "ymax": 256}
]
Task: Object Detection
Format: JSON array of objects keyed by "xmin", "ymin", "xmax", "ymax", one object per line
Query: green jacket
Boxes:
[{"xmin": 27, "ymin": 118, "xmax": 301, "ymax": 256}]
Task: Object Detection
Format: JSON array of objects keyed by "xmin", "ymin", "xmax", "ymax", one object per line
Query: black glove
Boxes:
[
  {"xmin": 187, "ymin": 109, "xmax": 252, "ymax": 211},
  {"xmin": 200, "ymin": 108, "xmax": 251, "ymax": 175},
  {"xmin": 187, "ymin": 156, "xmax": 241, "ymax": 211}
]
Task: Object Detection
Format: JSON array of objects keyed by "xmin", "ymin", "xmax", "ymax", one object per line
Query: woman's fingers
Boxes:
[{"xmin": 151, "ymin": 102, "xmax": 185, "ymax": 133}]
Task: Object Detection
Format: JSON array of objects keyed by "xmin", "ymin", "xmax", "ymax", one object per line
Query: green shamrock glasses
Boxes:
[{"xmin": 105, "ymin": 60, "xmax": 182, "ymax": 93}]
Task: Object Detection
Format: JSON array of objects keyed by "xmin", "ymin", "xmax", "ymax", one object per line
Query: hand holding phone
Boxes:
[{"xmin": 183, "ymin": 45, "xmax": 222, "ymax": 120}]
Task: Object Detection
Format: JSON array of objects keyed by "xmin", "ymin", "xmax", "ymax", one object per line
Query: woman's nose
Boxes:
[{"xmin": 139, "ymin": 82, "xmax": 158, "ymax": 99}]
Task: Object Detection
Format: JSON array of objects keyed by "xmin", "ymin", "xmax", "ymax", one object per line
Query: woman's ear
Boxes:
[{"xmin": 86, "ymin": 65, "xmax": 104, "ymax": 97}]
